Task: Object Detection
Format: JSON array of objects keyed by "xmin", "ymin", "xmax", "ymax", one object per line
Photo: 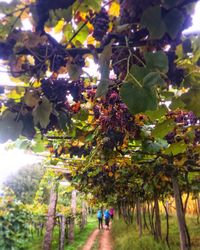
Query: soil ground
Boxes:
[{"xmin": 82, "ymin": 224, "xmax": 113, "ymax": 250}]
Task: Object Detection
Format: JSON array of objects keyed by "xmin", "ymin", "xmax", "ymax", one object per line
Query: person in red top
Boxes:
[{"xmin": 109, "ymin": 208, "xmax": 114, "ymax": 220}]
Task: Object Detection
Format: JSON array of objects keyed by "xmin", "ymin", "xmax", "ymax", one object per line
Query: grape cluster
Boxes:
[
  {"xmin": 41, "ymin": 79, "xmax": 68, "ymax": 103},
  {"xmin": 50, "ymin": 55, "xmax": 67, "ymax": 72},
  {"xmin": 68, "ymin": 145, "xmax": 91, "ymax": 158},
  {"xmin": 167, "ymin": 52, "xmax": 185, "ymax": 86},
  {"xmin": 67, "ymin": 80, "xmax": 84, "ymax": 102},
  {"xmin": 102, "ymin": 129, "xmax": 125, "ymax": 151},
  {"xmin": 41, "ymin": 79, "xmax": 84, "ymax": 104},
  {"xmin": 168, "ymin": 110, "xmax": 198, "ymax": 126},
  {"xmin": 73, "ymin": 55, "xmax": 85, "ymax": 68},
  {"xmin": 90, "ymin": 8, "xmax": 109, "ymax": 41}
]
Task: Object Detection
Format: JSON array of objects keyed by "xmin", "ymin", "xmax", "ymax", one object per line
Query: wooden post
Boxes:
[
  {"xmin": 59, "ymin": 215, "xmax": 66, "ymax": 250},
  {"xmin": 68, "ymin": 190, "xmax": 77, "ymax": 242},
  {"xmin": 43, "ymin": 183, "xmax": 58, "ymax": 250},
  {"xmin": 136, "ymin": 200, "xmax": 142, "ymax": 237},
  {"xmin": 81, "ymin": 201, "xmax": 87, "ymax": 229},
  {"xmin": 154, "ymin": 196, "xmax": 162, "ymax": 241},
  {"xmin": 172, "ymin": 174, "xmax": 189, "ymax": 250}
]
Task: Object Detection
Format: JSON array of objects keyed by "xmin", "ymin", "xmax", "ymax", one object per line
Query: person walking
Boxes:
[
  {"xmin": 104, "ymin": 209, "xmax": 110, "ymax": 230},
  {"xmin": 97, "ymin": 209, "xmax": 103, "ymax": 229},
  {"xmin": 109, "ymin": 207, "xmax": 114, "ymax": 220}
]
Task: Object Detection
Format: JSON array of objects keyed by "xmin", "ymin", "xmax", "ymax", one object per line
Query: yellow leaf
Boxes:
[
  {"xmin": 109, "ymin": 2, "xmax": 120, "ymax": 17},
  {"xmin": 54, "ymin": 20, "xmax": 65, "ymax": 33},
  {"xmin": 7, "ymin": 87, "xmax": 25, "ymax": 101},
  {"xmin": 108, "ymin": 171, "xmax": 113, "ymax": 177},
  {"xmin": 87, "ymin": 35, "xmax": 96, "ymax": 45},
  {"xmin": 32, "ymin": 80, "xmax": 41, "ymax": 88}
]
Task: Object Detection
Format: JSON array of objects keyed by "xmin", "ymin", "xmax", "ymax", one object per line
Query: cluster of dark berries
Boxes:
[
  {"xmin": 41, "ymin": 79, "xmax": 68, "ymax": 103},
  {"xmin": 50, "ymin": 55, "xmax": 67, "ymax": 72},
  {"xmin": 73, "ymin": 55, "xmax": 85, "ymax": 67},
  {"xmin": 69, "ymin": 146, "xmax": 91, "ymax": 158},
  {"xmin": 90, "ymin": 8, "xmax": 109, "ymax": 41}
]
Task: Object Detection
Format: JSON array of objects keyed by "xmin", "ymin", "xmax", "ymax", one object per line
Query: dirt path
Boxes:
[
  {"xmin": 81, "ymin": 225, "xmax": 113, "ymax": 250},
  {"xmin": 99, "ymin": 228, "xmax": 113, "ymax": 250},
  {"xmin": 82, "ymin": 229, "xmax": 100, "ymax": 250}
]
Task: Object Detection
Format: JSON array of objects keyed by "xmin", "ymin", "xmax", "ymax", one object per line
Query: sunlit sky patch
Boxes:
[{"xmin": 0, "ymin": 145, "xmax": 42, "ymax": 185}]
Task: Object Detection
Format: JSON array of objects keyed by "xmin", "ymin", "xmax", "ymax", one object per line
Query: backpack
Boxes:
[
  {"xmin": 104, "ymin": 210, "xmax": 110, "ymax": 219},
  {"xmin": 97, "ymin": 210, "xmax": 102, "ymax": 219}
]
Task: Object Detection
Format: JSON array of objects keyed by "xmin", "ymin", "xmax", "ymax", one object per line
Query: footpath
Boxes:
[{"xmin": 82, "ymin": 224, "xmax": 113, "ymax": 250}]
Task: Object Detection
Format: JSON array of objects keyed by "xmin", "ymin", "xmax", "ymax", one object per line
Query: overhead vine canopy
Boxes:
[{"xmin": 1, "ymin": 0, "xmax": 200, "ymax": 192}]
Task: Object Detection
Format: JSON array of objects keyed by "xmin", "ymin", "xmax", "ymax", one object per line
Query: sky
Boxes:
[
  {"xmin": 0, "ymin": 145, "xmax": 42, "ymax": 185},
  {"xmin": 0, "ymin": 0, "xmax": 200, "ymax": 183}
]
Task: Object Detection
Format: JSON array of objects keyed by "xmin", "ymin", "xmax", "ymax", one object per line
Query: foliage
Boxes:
[
  {"xmin": 111, "ymin": 216, "xmax": 200, "ymax": 250},
  {"xmin": 0, "ymin": 189, "xmax": 32, "ymax": 249},
  {"xmin": 3, "ymin": 164, "xmax": 44, "ymax": 204}
]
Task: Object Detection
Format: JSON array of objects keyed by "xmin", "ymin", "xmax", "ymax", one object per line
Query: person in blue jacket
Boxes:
[
  {"xmin": 97, "ymin": 209, "xmax": 103, "ymax": 229},
  {"xmin": 104, "ymin": 209, "xmax": 110, "ymax": 230}
]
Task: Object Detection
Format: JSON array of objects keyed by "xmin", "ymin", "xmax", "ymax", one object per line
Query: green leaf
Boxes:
[
  {"xmin": 152, "ymin": 119, "xmax": 175, "ymax": 138},
  {"xmin": 32, "ymin": 136, "xmax": 45, "ymax": 153},
  {"xmin": 120, "ymin": 82, "xmax": 157, "ymax": 114},
  {"xmin": 33, "ymin": 97, "xmax": 52, "ymax": 128},
  {"xmin": 181, "ymin": 88, "xmax": 200, "ymax": 116},
  {"xmin": 143, "ymin": 72, "xmax": 163, "ymax": 88},
  {"xmin": 74, "ymin": 109, "xmax": 89, "ymax": 121},
  {"xmin": 96, "ymin": 42, "xmax": 113, "ymax": 98},
  {"xmin": 145, "ymin": 106, "xmax": 167, "ymax": 121},
  {"xmin": 144, "ymin": 51, "xmax": 169, "ymax": 73},
  {"xmin": 141, "ymin": 6, "xmax": 166, "ymax": 39},
  {"xmin": 170, "ymin": 97, "xmax": 185, "ymax": 110},
  {"xmin": 63, "ymin": 23, "xmax": 74, "ymax": 39},
  {"xmin": 127, "ymin": 65, "xmax": 149, "ymax": 85},
  {"xmin": 67, "ymin": 63, "xmax": 82, "ymax": 81},
  {"xmin": 164, "ymin": 141, "xmax": 187, "ymax": 155},
  {"xmin": 164, "ymin": 9, "xmax": 184, "ymax": 39},
  {"xmin": 95, "ymin": 79, "xmax": 110, "ymax": 98},
  {"xmin": 0, "ymin": 111, "xmax": 23, "ymax": 143},
  {"xmin": 143, "ymin": 139, "xmax": 168, "ymax": 154},
  {"xmin": 75, "ymin": 22, "xmax": 89, "ymax": 44},
  {"xmin": 58, "ymin": 111, "xmax": 71, "ymax": 131}
]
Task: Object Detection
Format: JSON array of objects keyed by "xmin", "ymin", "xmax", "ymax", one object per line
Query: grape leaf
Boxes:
[
  {"xmin": 144, "ymin": 51, "xmax": 169, "ymax": 73},
  {"xmin": 0, "ymin": 111, "xmax": 23, "ymax": 143},
  {"xmin": 96, "ymin": 42, "xmax": 113, "ymax": 98},
  {"xmin": 58, "ymin": 111, "xmax": 71, "ymax": 131},
  {"xmin": 32, "ymin": 135, "xmax": 45, "ymax": 153},
  {"xmin": 164, "ymin": 141, "xmax": 187, "ymax": 155},
  {"xmin": 24, "ymin": 89, "xmax": 40, "ymax": 108},
  {"xmin": 120, "ymin": 82, "xmax": 157, "ymax": 114},
  {"xmin": 141, "ymin": 6, "xmax": 166, "ymax": 39},
  {"xmin": 33, "ymin": 96, "xmax": 52, "ymax": 128},
  {"xmin": 143, "ymin": 72, "xmax": 163, "ymax": 88},
  {"xmin": 127, "ymin": 65, "xmax": 149, "ymax": 84},
  {"xmin": 180, "ymin": 88, "xmax": 200, "ymax": 116},
  {"xmin": 145, "ymin": 106, "xmax": 167, "ymax": 121},
  {"xmin": 152, "ymin": 119, "xmax": 175, "ymax": 138},
  {"xmin": 164, "ymin": 9, "xmax": 184, "ymax": 39},
  {"xmin": 75, "ymin": 22, "xmax": 89, "ymax": 44},
  {"xmin": 170, "ymin": 97, "xmax": 185, "ymax": 110}
]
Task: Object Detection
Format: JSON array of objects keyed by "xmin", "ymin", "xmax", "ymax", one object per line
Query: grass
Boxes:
[
  {"xmin": 26, "ymin": 216, "xmax": 97, "ymax": 250},
  {"xmin": 111, "ymin": 215, "xmax": 200, "ymax": 250}
]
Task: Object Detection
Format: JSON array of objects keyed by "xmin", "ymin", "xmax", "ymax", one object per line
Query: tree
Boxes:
[{"xmin": 3, "ymin": 164, "xmax": 44, "ymax": 203}]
